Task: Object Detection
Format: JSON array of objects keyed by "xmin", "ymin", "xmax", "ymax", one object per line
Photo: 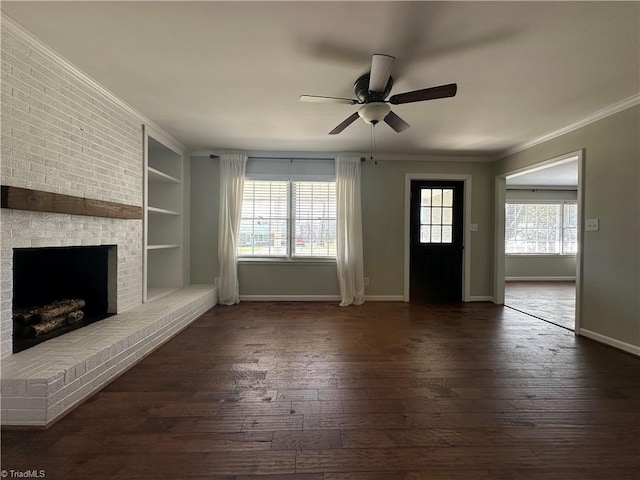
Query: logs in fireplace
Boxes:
[
  {"xmin": 12, "ymin": 245, "xmax": 116, "ymax": 353},
  {"xmin": 13, "ymin": 299, "xmax": 86, "ymax": 338}
]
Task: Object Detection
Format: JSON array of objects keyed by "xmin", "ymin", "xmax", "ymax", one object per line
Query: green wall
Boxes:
[
  {"xmin": 494, "ymin": 105, "xmax": 640, "ymax": 349},
  {"xmin": 191, "ymin": 155, "xmax": 495, "ymax": 299}
]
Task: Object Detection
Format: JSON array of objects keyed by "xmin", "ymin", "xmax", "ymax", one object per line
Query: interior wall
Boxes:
[
  {"xmin": 505, "ymin": 255, "xmax": 576, "ymax": 279},
  {"xmin": 494, "ymin": 105, "xmax": 640, "ymax": 349},
  {"xmin": 190, "ymin": 155, "xmax": 220, "ymax": 285},
  {"xmin": 190, "ymin": 155, "xmax": 495, "ymax": 300}
]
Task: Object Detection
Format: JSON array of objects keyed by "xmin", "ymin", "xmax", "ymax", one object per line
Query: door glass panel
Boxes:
[
  {"xmin": 442, "ymin": 226, "xmax": 453, "ymax": 243},
  {"xmin": 431, "ymin": 225, "xmax": 442, "ymax": 243},
  {"xmin": 442, "ymin": 207, "xmax": 453, "ymax": 224},
  {"xmin": 432, "ymin": 208, "xmax": 442, "ymax": 224},
  {"xmin": 432, "ymin": 189, "xmax": 443, "ymax": 207},
  {"xmin": 420, "ymin": 207, "xmax": 431, "ymax": 224},
  {"xmin": 419, "ymin": 188, "xmax": 455, "ymax": 244},
  {"xmin": 420, "ymin": 225, "xmax": 431, "ymax": 243},
  {"xmin": 443, "ymin": 189, "xmax": 453, "ymax": 207}
]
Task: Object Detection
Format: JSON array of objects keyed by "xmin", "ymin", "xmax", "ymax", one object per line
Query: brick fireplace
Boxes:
[
  {"xmin": 1, "ymin": 209, "xmax": 143, "ymax": 359},
  {"xmin": 1, "ymin": 17, "xmax": 217, "ymax": 426},
  {"xmin": 0, "ymin": 17, "xmax": 145, "ymax": 358}
]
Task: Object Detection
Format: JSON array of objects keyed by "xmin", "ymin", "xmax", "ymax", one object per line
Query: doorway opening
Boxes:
[{"xmin": 494, "ymin": 151, "xmax": 583, "ymax": 331}]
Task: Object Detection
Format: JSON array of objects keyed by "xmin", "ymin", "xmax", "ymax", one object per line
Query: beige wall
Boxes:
[
  {"xmin": 360, "ymin": 158, "xmax": 494, "ymax": 299},
  {"xmin": 190, "ymin": 156, "xmax": 220, "ymax": 285},
  {"xmin": 494, "ymin": 105, "xmax": 640, "ymax": 349},
  {"xmin": 505, "ymin": 255, "xmax": 576, "ymax": 279},
  {"xmin": 191, "ymin": 155, "xmax": 495, "ymax": 300}
]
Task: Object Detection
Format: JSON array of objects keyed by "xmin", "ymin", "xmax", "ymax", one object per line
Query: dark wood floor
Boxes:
[
  {"xmin": 505, "ymin": 281, "xmax": 576, "ymax": 330},
  {"xmin": 2, "ymin": 301, "xmax": 639, "ymax": 479}
]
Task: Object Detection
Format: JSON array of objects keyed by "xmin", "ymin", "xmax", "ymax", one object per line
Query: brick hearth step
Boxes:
[{"xmin": 1, "ymin": 285, "xmax": 216, "ymax": 427}]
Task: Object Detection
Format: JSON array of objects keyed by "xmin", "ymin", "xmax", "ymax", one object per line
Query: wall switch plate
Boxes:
[
  {"xmin": 470, "ymin": 223, "xmax": 478, "ymax": 232},
  {"xmin": 585, "ymin": 218, "xmax": 599, "ymax": 231}
]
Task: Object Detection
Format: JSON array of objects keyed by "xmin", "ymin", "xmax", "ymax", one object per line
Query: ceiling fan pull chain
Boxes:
[
  {"xmin": 370, "ymin": 124, "xmax": 374, "ymax": 164},
  {"xmin": 370, "ymin": 123, "xmax": 378, "ymax": 165}
]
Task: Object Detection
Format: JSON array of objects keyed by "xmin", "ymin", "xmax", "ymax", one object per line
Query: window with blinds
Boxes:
[
  {"xmin": 239, "ymin": 180, "xmax": 288, "ymax": 256},
  {"xmin": 505, "ymin": 202, "xmax": 578, "ymax": 254},
  {"xmin": 293, "ymin": 181, "xmax": 336, "ymax": 257},
  {"xmin": 238, "ymin": 179, "xmax": 336, "ymax": 259}
]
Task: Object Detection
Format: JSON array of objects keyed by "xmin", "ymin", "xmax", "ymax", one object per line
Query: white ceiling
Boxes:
[{"xmin": 2, "ymin": 1, "xmax": 639, "ymax": 157}]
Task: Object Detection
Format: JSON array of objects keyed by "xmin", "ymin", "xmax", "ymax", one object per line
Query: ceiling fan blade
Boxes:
[
  {"xmin": 369, "ymin": 54, "xmax": 395, "ymax": 93},
  {"xmin": 329, "ymin": 112, "xmax": 360, "ymax": 135},
  {"xmin": 384, "ymin": 111, "xmax": 410, "ymax": 133},
  {"xmin": 389, "ymin": 83, "xmax": 457, "ymax": 105},
  {"xmin": 299, "ymin": 95, "xmax": 357, "ymax": 105}
]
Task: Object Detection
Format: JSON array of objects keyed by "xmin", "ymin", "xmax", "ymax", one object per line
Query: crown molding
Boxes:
[
  {"xmin": 191, "ymin": 150, "xmax": 493, "ymax": 163},
  {"xmin": 1, "ymin": 15, "xmax": 186, "ymax": 152},
  {"xmin": 366, "ymin": 152, "xmax": 493, "ymax": 163},
  {"xmin": 497, "ymin": 93, "xmax": 640, "ymax": 160}
]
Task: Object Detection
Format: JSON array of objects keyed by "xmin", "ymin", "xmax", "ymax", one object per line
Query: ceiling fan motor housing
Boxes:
[{"xmin": 354, "ymin": 73, "xmax": 394, "ymax": 103}]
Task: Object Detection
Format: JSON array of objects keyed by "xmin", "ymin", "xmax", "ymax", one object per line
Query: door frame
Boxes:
[
  {"xmin": 404, "ymin": 173, "xmax": 472, "ymax": 302},
  {"xmin": 493, "ymin": 149, "xmax": 584, "ymax": 333}
]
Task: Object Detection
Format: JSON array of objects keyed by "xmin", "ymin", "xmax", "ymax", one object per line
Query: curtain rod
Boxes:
[{"xmin": 209, "ymin": 154, "xmax": 367, "ymax": 162}]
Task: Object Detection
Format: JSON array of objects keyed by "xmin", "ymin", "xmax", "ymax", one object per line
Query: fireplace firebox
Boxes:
[{"xmin": 12, "ymin": 245, "xmax": 116, "ymax": 353}]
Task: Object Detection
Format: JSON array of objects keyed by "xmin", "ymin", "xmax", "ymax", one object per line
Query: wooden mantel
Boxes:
[{"xmin": 1, "ymin": 186, "xmax": 142, "ymax": 220}]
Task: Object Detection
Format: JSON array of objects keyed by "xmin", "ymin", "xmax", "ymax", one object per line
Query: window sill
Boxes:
[
  {"xmin": 238, "ymin": 257, "xmax": 336, "ymax": 266},
  {"xmin": 506, "ymin": 254, "xmax": 577, "ymax": 258}
]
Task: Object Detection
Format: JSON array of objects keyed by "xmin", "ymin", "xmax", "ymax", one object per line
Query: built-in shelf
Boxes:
[
  {"xmin": 147, "ymin": 206, "xmax": 180, "ymax": 216},
  {"xmin": 148, "ymin": 167, "xmax": 180, "ymax": 184},
  {"xmin": 147, "ymin": 244, "xmax": 180, "ymax": 250},
  {"xmin": 144, "ymin": 128, "xmax": 185, "ymax": 303}
]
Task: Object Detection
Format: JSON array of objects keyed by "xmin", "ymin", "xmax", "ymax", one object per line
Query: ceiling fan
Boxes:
[{"xmin": 299, "ymin": 54, "xmax": 457, "ymax": 135}]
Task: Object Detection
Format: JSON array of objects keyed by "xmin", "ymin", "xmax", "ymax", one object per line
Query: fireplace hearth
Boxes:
[{"xmin": 12, "ymin": 245, "xmax": 116, "ymax": 353}]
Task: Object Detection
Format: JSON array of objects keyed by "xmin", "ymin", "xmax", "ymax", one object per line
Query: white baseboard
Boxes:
[
  {"xmin": 366, "ymin": 295, "xmax": 404, "ymax": 301},
  {"xmin": 239, "ymin": 295, "xmax": 341, "ymax": 302},
  {"xmin": 238, "ymin": 295, "xmax": 404, "ymax": 302},
  {"xmin": 239, "ymin": 295, "xmax": 489, "ymax": 303},
  {"xmin": 505, "ymin": 277, "xmax": 576, "ymax": 282},
  {"xmin": 469, "ymin": 296, "xmax": 495, "ymax": 302},
  {"xmin": 578, "ymin": 328, "xmax": 640, "ymax": 356}
]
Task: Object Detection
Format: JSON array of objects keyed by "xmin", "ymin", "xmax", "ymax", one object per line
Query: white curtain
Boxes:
[
  {"xmin": 218, "ymin": 153, "xmax": 247, "ymax": 305},
  {"xmin": 336, "ymin": 155, "xmax": 365, "ymax": 306}
]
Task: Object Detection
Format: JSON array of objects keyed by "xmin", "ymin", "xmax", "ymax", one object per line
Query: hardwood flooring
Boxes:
[
  {"xmin": 505, "ymin": 281, "xmax": 576, "ymax": 330},
  {"xmin": 2, "ymin": 301, "xmax": 639, "ymax": 479}
]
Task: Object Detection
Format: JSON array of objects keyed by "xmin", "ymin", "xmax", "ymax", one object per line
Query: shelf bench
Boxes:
[{"xmin": 1, "ymin": 285, "xmax": 217, "ymax": 427}]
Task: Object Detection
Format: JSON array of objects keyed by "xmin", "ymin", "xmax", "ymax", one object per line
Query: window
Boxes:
[
  {"xmin": 419, "ymin": 188, "xmax": 454, "ymax": 243},
  {"xmin": 239, "ymin": 179, "xmax": 336, "ymax": 259},
  {"xmin": 505, "ymin": 202, "xmax": 577, "ymax": 254}
]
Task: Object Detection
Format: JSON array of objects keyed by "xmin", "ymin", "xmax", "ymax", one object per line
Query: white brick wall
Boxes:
[
  {"xmin": 0, "ymin": 19, "xmax": 144, "ymax": 357},
  {"xmin": 1, "ymin": 26, "xmax": 142, "ymax": 205}
]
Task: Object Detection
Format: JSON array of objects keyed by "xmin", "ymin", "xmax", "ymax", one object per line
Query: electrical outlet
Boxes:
[
  {"xmin": 585, "ymin": 218, "xmax": 599, "ymax": 231},
  {"xmin": 214, "ymin": 277, "xmax": 220, "ymax": 286},
  {"xmin": 364, "ymin": 277, "xmax": 370, "ymax": 286},
  {"xmin": 470, "ymin": 223, "xmax": 478, "ymax": 232}
]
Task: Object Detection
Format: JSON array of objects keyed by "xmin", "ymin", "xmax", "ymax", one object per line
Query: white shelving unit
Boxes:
[{"xmin": 143, "ymin": 128, "xmax": 185, "ymax": 302}]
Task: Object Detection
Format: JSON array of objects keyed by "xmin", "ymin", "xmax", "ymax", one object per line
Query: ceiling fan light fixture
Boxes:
[{"xmin": 358, "ymin": 102, "xmax": 391, "ymax": 125}]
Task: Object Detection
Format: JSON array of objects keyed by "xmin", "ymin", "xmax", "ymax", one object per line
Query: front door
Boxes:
[{"xmin": 410, "ymin": 180, "xmax": 464, "ymax": 303}]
